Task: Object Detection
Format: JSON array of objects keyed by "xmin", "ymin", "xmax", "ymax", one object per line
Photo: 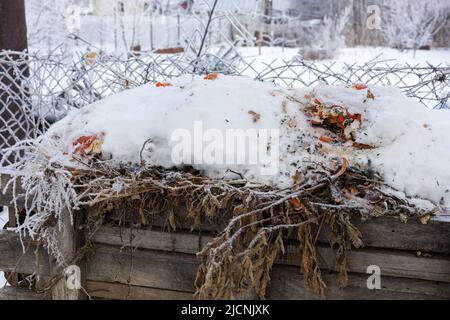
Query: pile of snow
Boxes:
[{"xmin": 43, "ymin": 74, "xmax": 450, "ymax": 209}]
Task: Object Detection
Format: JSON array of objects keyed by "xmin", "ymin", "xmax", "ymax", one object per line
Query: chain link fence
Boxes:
[{"xmin": 1, "ymin": 49, "xmax": 449, "ymax": 166}]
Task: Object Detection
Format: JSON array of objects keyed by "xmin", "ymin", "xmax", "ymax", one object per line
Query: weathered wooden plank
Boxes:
[
  {"xmin": 281, "ymin": 243, "xmax": 450, "ymax": 284},
  {"xmin": 86, "ymin": 281, "xmax": 194, "ymax": 300},
  {"xmin": 93, "ymin": 227, "xmax": 450, "ymax": 283},
  {"xmin": 88, "ymin": 235, "xmax": 258, "ymax": 299},
  {"xmin": 105, "ymin": 207, "xmax": 450, "ymax": 254},
  {"xmin": 86, "ymin": 245, "xmax": 450, "ymax": 300},
  {"xmin": 330, "ymin": 215, "xmax": 450, "ymax": 254},
  {"xmin": 0, "ymin": 229, "xmax": 50, "ymax": 275},
  {"xmin": 92, "ymin": 226, "xmax": 211, "ymax": 255},
  {"xmin": 0, "ymin": 286, "xmax": 46, "ymax": 300},
  {"xmin": 105, "ymin": 206, "xmax": 227, "ymax": 234},
  {"xmin": 87, "ymin": 246, "xmax": 198, "ymax": 293},
  {"xmin": 267, "ymin": 267, "xmax": 450, "ymax": 300}
]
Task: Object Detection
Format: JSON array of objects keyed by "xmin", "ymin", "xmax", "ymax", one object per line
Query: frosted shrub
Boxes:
[
  {"xmin": 299, "ymin": 6, "xmax": 351, "ymax": 61},
  {"xmin": 382, "ymin": 0, "xmax": 449, "ymax": 52}
]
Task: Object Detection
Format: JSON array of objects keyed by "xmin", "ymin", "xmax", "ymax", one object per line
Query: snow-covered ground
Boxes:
[
  {"xmin": 0, "ymin": 207, "xmax": 8, "ymax": 288},
  {"xmin": 336, "ymin": 47, "xmax": 450, "ymax": 65},
  {"xmin": 239, "ymin": 46, "xmax": 450, "ymax": 66}
]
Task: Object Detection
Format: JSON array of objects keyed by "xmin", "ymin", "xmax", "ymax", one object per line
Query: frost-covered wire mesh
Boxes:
[{"xmin": 1, "ymin": 49, "xmax": 449, "ymax": 166}]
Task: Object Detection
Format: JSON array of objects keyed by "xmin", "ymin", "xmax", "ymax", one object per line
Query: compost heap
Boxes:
[{"xmin": 2, "ymin": 74, "xmax": 449, "ymax": 299}]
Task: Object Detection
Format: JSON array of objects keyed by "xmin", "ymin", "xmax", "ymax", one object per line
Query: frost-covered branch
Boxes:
[{"xmin": 382, "ymin": 0, "xmax": 449, "ymax": 52}]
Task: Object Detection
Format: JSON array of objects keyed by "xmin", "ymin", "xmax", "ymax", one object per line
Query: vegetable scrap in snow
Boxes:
[
  {"xmin": 155, "ymin": 82, "xmax": 173, "ymax": 88},
  {"xmin": 303, "ymin": 96, "xmax": 362, "ymax": 140},
  {"xmin": 204, "ymin": 73, "xmax": 219, "ymax": 80},
  {"xmin": 84, "ymin": 52, "xmax": 98, "ymax": 65},
  {"xmin": 319, "ymin": 135, "xmax": 333, "ymax": 143},
  {"xmin": 72, "ymin": 134, "xmax": 103, "ymax": 156},
  {"xmin": 352, "ymin": 83, "xmax": 368, "ymax": 90}
]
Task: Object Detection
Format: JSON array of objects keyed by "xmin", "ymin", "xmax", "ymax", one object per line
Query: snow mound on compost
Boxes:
[
  {"xmin": 44, "ymin": 74, "xmax": 450, "ymax": 208},
  {"xmin": 291, "ymin": 85, "xmax": 450, "ymax": 208}
]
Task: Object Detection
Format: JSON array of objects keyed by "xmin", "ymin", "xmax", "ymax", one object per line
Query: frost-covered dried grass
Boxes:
[{"xmin": 1, "ymin": 137, "xmax": 77, "ymax": 261}]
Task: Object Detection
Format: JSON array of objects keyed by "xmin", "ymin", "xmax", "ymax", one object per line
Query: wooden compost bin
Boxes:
[{"xmin": 1, "ymin": 173, "xmax": 450, "ymax": 300}]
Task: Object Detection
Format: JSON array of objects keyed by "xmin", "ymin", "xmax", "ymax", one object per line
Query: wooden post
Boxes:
[
  {"xmin": 50, "ymin": 209, "xmax": 85, "ymax": 300},
  {"xmin": 0, "ymin": 0, "xmax": 29, "ymax": 158},
  {"xmin": 0, "ymin": 0, "xmax": 28, "ymax": 51}
]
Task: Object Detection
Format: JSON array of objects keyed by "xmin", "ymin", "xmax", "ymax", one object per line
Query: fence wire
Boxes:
[{"xmin": 0, "ymin": 49, "xmax": 449, "ymax": 166}]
